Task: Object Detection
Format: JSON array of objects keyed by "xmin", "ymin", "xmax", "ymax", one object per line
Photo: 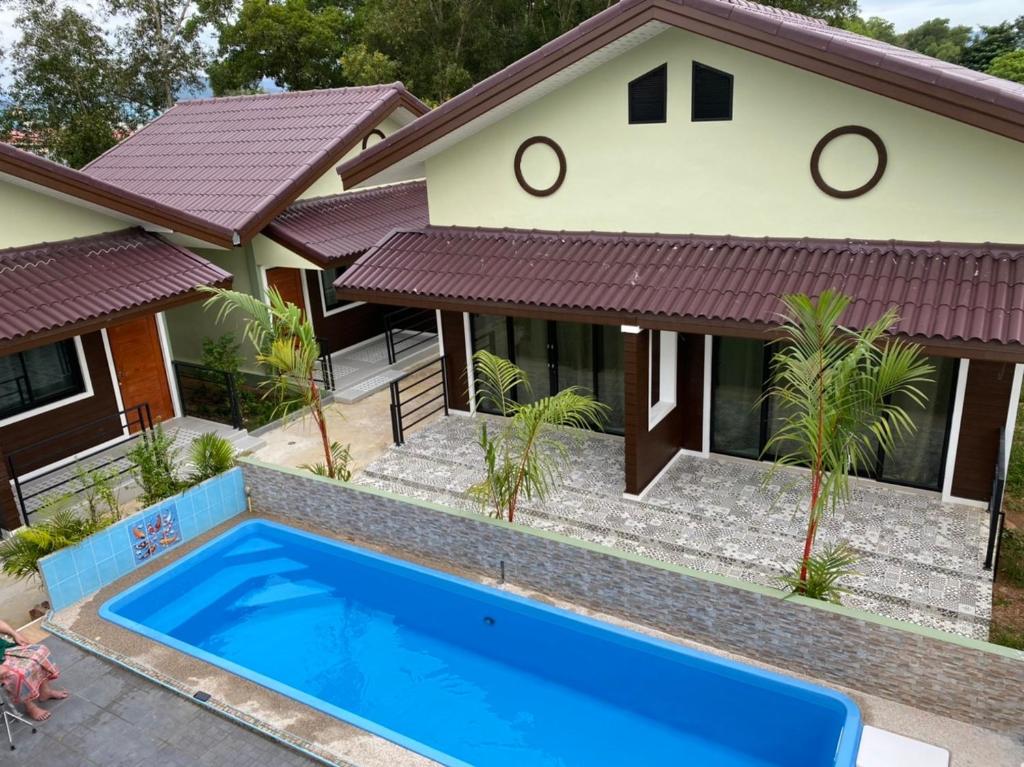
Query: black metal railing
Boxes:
[
  {"xmin": 384, "ymin": 308, "xmax": 438, "ymax": 365},
  {"xmin": 983, "ymin": 431, "xmax": 1007, "ymax": 577},
  {"xmin": 315, "ymin": 336, "xmax": 336, "ymax": 391},
  {"xmin": 174, "ymin": 361, "xmax": 245, "ymax": 430},
  {"xmin": 5, "ymin": 403, "xmax": 153, "ymax": 525},
  {"xmin": 389, "ymin": 356, "xmax": 449, "ymax": 445}
]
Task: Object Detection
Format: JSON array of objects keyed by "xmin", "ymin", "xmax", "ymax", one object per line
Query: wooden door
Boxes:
[
  {"xmin": 266, "ymin": 268, "xmax": 306, "ymax": 313},
  {"xmin": 106, "ymin": 315, "xmax": 175, "ymax": 429}
]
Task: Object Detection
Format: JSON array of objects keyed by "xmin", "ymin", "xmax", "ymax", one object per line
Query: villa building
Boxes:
[{"xmin": 335, "ymin": 0, "xmax": 1024, "ymax": 503}]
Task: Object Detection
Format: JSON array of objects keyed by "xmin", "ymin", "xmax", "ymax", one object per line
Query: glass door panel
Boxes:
[
  {"xmin": 711, "ymin": 337, "xmax": 765, "ymax": 459},
  {"xmin": 880, "ymin": 356, "xmax": 957, "ymax": 490},
  {"xmin": 597, "ymin": 328, "xmax": 625, "ymax": 434},
  {"xmin": 511, "ymin": 317, "xmax": 551, "ymax": 403}
]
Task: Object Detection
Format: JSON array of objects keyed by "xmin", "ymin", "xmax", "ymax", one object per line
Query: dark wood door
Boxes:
[
  {"xmin": 106, "ymin": 315, "xmax": 175, "ymax": 429},
  {"xmin": 266, "ymin": 268, "xmax": 306, "ymax": 313}
]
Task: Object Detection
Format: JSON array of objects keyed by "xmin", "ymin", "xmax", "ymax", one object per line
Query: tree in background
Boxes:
[
  {"xmin": 898, "ymin": 17, "xmax": 973, "ymax": 62},
  {"xmin": 208, "ymin": 0, "xmax": 361, "ymax": 93},
  {"xmin": 961, "ymin": 17, "xmax": 1024, "ymax": 73},
  {"xmin": 0, "ymin": 0, "xmax": 131, "ymax": 167},
  {"xmin": 111, "ymin": 0, "xmax": 235, "ymax": 113},
  {"xmin": 760, "ymin": 0, "xmax": 857, "ymax": 26},
  {"xmin": 842, "ymin": 15, "xmax": 898, "ymax": 44},
  {"xmin": 988, "ymin": 50, "xmax": 1024, "ymax": 84}
]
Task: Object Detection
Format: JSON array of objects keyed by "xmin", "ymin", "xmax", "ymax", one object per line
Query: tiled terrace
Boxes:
[
  {"xmin": 359, "ymin": 415, "xmax": 994, "ymax": 640},
  {"xmin": 323, "ymin": 331, "xmax": 439, "ymax": 404},
  {"xmin": 4, "ymin": 635, "xmax": 317, "ymax": 767}
]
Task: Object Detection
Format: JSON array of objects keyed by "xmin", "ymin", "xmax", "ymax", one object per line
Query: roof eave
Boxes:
[{"xmin": 0, "ymin": 145, "xmax": 239, "ymax": 249}]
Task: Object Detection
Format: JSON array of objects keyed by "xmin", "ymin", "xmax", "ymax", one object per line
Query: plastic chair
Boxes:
[{"xmin": 1, "ymin": 687, "xmax": 37, "ymax": 751}]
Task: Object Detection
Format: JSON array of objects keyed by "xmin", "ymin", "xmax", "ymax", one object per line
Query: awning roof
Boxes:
[
  {"xmin": 337, "ymin": 226, "xmax": 1024, "ymax": 353},
  {"xmin": 264, "ymin": 180, "xmax": 427, "ymax": 268},
  {"xmin": 0, "ymin": 228, "xmax": 232, "ymax": 351}
]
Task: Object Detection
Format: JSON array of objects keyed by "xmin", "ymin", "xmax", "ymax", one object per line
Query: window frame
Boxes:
[
  {"xmin": 691, "ymin": 61, "xmax": 734, "ymax": 122},
  {"xmin": 628, "ymin": 63, "xmax": 668, "ymax": 125},
  {"xmin": 0, "ymin": 337, "xmax": 93, "ymax": 426},
  {"xmin": 648, "ymin": 330, "xmax": 677, "ymax": 429},
  {"xmin": 318, "ymin": 265, "xmax": 365, "ymax": 317}
]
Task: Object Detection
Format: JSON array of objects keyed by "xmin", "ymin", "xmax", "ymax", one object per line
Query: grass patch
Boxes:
[
  {"xmin": 991, "ymin": 398, "xmax": 1024, "ymax": 649},
  {"xmin": 989, "ymin": 621, "xmax": 1024, "ymax": 651},
  {"xmin": 999, "ymin": 529, "xmax": 1024, "ymax": 588}
]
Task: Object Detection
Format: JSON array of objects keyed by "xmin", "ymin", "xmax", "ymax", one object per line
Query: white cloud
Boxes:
[{"xmin": 857, "ymin": 0, "xmax": 1020, "ymax": 31}]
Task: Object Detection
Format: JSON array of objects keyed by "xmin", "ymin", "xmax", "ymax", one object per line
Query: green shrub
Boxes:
[
  {"xmin": 127, "ymin": 425, "xmax": 185, "ymax": 506},
  {"xmin": 0, "ymin": 509, "xmax": 116, "ymax": 580},
  {"xmin": 189, "ymin": 432, "xmax": 235, "ymax": 484},
  {"xmin": 201, "ymin": 333, "xmax": 244, "ymax": 374},
  {"xmin": 780, "ymin": 542, "xmax": 859, "ymax": 604},
  {"xmin": 301, "ymin": 441, "xmax": 353, "ymax": 482}
]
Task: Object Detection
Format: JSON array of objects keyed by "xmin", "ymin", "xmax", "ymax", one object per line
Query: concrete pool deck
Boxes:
[{"xmin": 46, "ymin": 512, "xmax": 1024, "ymax": 767}]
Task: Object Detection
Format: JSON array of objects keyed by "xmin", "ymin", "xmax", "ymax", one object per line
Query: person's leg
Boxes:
[
  {"xmin": 38, "ymin": 680, "xmax": 68, "ymax": 701},
  {"xmin": 22, "ymin": 699, "xmax": 50, "ymax": 721}
]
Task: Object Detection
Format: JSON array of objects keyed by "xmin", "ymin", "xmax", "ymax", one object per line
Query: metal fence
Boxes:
[
  {"xmin": 389, "ymin": 356, "xmax": 449, "ymax": 445},
  {"xmin": 983, "ymin": 432, "xmax": 1007, "ymax": 578},
  {"xmin": 5, "ymin": 404, "xmax": 153, "ymax": 526},
  {"xmin": 384, "ymin": 308, "xmax": 437, "ymax": 365}
]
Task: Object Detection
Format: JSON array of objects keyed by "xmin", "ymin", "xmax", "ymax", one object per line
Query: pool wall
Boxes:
[
  {"xmin": 240, "ymin": 457, "xmax": 1024, "ymax": 736},
  {"xmin": 40, "ymin": 468, "xmax": 247, "ymax": 611}
]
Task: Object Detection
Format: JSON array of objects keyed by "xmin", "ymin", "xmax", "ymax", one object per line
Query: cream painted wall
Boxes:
[
  {"xmin": 425, "ymin": 27, "xmax": 1024, "ymax": 243},
  {"xmin": 164, "ymin": 245, "xmax": 263, "ymax": 369},
  {"xmin": 298, "ymin": 116, "xmax": 405, "ymax": 199},
  {"xmin": 0, "ymin": 177, "xmax": 134, "ymax": 248}
]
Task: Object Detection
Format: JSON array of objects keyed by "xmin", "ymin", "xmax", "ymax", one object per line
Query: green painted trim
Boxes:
[{"xmin": 238, "ymin": 457, "xmax": 1024, "ymax": 662}]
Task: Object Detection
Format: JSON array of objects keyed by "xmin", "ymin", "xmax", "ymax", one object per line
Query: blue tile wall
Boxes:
[{"xmin": 39, "ymin": 467, "xmax": 246, "ymax": 612}]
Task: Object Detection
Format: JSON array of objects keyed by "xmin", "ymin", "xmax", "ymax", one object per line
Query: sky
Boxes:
[{"xmin": 859, "ymin": 0, "xmax": 1022, "ymax": 30}]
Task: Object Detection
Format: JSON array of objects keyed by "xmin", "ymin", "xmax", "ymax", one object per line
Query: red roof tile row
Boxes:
[
  {"xmin": 83, "ymin": 85, "xmax": 428, "ymax": 240},
  {"xmin": 264, "ymin": 181, "xmax": 428, "ymax": 267},
  {"xmin": 337, "ymin": 227, "xmax": 1024, "ymax": 347},
  {"xmin": 0, "ymin": 229, "xmax": 232, "ymax": 345}
]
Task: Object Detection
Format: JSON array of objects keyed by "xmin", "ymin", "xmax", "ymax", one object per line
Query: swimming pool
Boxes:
[{"xmin": 101, "ymin": 519, "xmax": 861, "ymax": 766}]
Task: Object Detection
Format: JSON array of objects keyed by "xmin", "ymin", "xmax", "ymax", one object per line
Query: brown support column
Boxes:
[
  {"xmin": 951, "ymin": 360, "xmax": 1014, "ymax": 501},
  {"xmin": 678, "ymin": 334, "xmax": 705, "ymax": 453},
  {"xmin": 440, "ymin": 311, "xmax": 470, "ymax": 411},
  {"xmin": 0, "ymin": 448, "xmax": 22, "ymax": 530},
  {"xmin": 622, "ymin": 328, "xmax": 645, "ymax": 495}
]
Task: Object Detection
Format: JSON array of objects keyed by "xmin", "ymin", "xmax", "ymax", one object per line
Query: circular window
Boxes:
[
  {"xmin": 513, "ymin": 136, "xmax": 566, "ymax": 197},
  {"xmin": 810, "ymin": 126, "xmax": 887, "ymax": 199},
  {"xmin": 361, "ymin": 128, "xmax": 386, "ymax": 150}
]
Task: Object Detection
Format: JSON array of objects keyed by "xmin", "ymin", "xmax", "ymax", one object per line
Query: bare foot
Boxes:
[
  {"xmin": 41, "ymin": 688, "xmax": 69, "ymax": 701},
  {"xmin": 23, "ymin": 701, "xmax": 51, "ymax": 722}
]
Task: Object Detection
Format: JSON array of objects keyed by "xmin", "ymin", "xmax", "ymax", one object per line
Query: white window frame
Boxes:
[
  {"xmin": 0, "ymin": 336, "xmax": 94, "ymax": 427},
  {"xmin": 317, "ymin": 265, "xmax": 365, "ymax": 317},
  {"xmin": 648, "ymin": 330, "xmax": 677, "ymax": 429}
]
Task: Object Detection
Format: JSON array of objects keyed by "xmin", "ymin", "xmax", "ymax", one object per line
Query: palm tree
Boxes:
[
  {"xmin": 468, "ymin": 350, "xmax": 609, "ymax": 523},
  {"xmin": 200, "ymin": 286, "xmax": 351, "ymax": 481},
  {"xmin": 765, "ymin": 290, "xmax": 933, "ymax": 593}
]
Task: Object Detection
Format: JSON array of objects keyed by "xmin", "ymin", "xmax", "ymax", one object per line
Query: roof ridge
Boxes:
[
  {"xmin": 415, "ymin": 226, "xmax": 1024, "ymax": 255},
  {"xmin": 173, "ymin": 82, "xmax": 403, "ymax": 107}
]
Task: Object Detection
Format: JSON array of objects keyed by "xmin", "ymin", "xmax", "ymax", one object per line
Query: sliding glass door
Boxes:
[
  {"xmin": 470, "ymin": 315, "xmax": 624, "ymax": 434},
  {"xmin": 710, "ymin": 336, "xmax": 958, "ymax": 491}
]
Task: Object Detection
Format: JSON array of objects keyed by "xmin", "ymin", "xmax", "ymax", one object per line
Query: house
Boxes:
[
  {"xmin": 81, "ymin": 85, "xmax": 430, "ymax": 371},
  {"xmin": 0, "ymin": 143, "xmax": 233, "ymax": 530},
  {"xmin": 334, "ymin": 0, "xmax": 1024, "ymax": 505}
]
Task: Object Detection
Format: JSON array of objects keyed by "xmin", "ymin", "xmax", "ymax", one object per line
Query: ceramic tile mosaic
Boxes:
[
  {"xmin": 38, "ymin": 468, "xmax": 247, "ymax": 612},
  {"xmin": 358, "ymin": 415, "xmax": 994, "ymax": 640}
]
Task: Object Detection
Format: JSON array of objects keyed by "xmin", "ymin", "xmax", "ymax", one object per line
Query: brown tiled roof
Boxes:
[
  {"xmin": 0, "ymin": 143, "xmax": 237, "ymax": 247},
  {"xmin": 83, "ymin": 85, "xmax": 429, "ymax": 243},
  {"xmin": 340, "ymin": 0, "xmax": 1024, "ymax": 186},
  {"xmin": 337, "ymin": 227, "xmax": 1024, "ymax": 350},
  {"xmin": 264, "ymin": 180, "xmax": 428, "ymax": 267},
  {"xmin": 0, "ymin": 229, "xmax": 232, "ymax": 349}
]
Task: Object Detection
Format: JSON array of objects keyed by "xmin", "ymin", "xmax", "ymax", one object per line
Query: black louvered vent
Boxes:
[
  {"xmin": 692, "ymin": 62, "xmax": 733, "ymax": 121},
  {"xmin": 628, "ymin": 64, "xmax": 667, "ymax": 124}
]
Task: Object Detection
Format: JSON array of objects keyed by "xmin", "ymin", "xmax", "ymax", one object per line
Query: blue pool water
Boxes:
[{"xmin": 101, "ymin": 520, "xmax": 861, "ymax": 766}]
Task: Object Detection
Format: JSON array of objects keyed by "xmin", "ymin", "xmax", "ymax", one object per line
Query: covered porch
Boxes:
[{"xmin": 358, "ymin": 414, "xmax": 993, "ymax": 639}]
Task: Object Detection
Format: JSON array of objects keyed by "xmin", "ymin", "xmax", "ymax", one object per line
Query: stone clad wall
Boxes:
[{"xmin": 241, "ymin": 459, "xmax": 1024, "ymax": 735}]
